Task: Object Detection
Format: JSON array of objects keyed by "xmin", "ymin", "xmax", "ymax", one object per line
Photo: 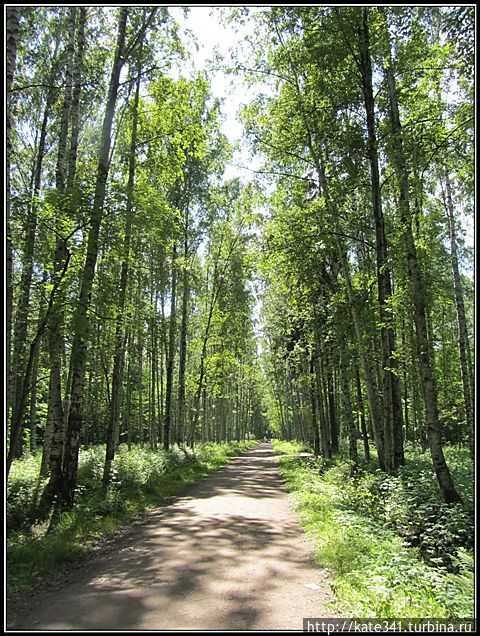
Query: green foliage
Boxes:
[
  {"xmin": 7, "ymin": 440, "xmax": 256, "ymax": 591},
  {"xmin": 270, "ymin": 439, "xmax": 310, "ymax": 455},
  {"xmin": 380, "ymin": 448, "xmax": 474, "ymax": 569},
  {"xmin": 272, "ymin": 441, "xmax": 473, "ymax": 618},
  {"xmin": 7, "ymin": 451, "xmax": 47, "ymax": 531}
]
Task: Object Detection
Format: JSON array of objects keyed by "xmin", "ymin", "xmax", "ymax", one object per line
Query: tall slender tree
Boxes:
[
  {"xmin": 382, "ymin": 11, "xmax": 461, "ymax": 503},
  {"xmin": 60, "ymin": 7, "xmax": 129, "ymax": 506},
  {"xmin": 357, "ymin": 7, "xmax": 404, "ymax": 470},
  {"xmin": 442, "ymin": 172, "xmax": 474, "ymax": 458},
  {"xmin": 6, "ymin": 7, "xmax": 21, "ymax": 428},
  {"xmin": 103, "ymin": 47, "xmax": 143, "ymax": 486}
]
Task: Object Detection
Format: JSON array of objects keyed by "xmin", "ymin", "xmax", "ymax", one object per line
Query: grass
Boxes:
[
  {"xmin": 7, "ymin": 439, "xmax": 257, "ymax": 591},
  {"xmin": 272, "ymin": 440, "xmax": 474, "ymax": 618}
]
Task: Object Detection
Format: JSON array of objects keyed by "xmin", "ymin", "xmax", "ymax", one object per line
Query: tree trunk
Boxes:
[
  {"xmin": 316, "ymin": 147, "xmax": 385, "ymax": 468},
  {"xmin": 29, "ymin": 357, "xmax": 39, "ymax": 453},
  {"xmin": 7, "ymin": 250, "xmax": 71, "ymax": 479},
  {"xmin": 443, "ymin": 171, "xmax": 474, "ymax": 458},
  {"xmin": 149, "ymin": 307, "xmax": 157, "ymax": 450},
  {"xmin": 314, "ymin": 358, "xmax": 330, "ymax": 459},
  {"xmin": 125, "ymin": 340, "xmax": 132, "ymax": 450},
  {"xmin": 187, "ymin": 223, "xmax": 246, "ymax": 447},
  {"xmin": 28, "ymin": 276, "xmax": 48, "ymax": 454},
  {"xmin": 327, "ymin": 368, "xmax": 338, "ymax": 454},
  {"xmin": 43, "ymin": 9, "xmax": 83, "ymax": 504},
  {"xmin": 177, "ymin": 214, "xmax": 190, "ymax": 445},
  {"xmin": 273, "ymin": 15, "xmax": 380, "ymax": 462},
  {"xmin": 202, "ymin": 387, "xmax": 208, "ymax": 443},
  {"xmin": 55, "ymin": 7, "xmax": 76, "ymax": 192},
  {"xmin": 355, "ymin": 362, "xmax": 370, "ymax": 462},
  {"xmin": 189, "ymin": 289, "xmax": 218, "ymax": 447},
  {"xmin": 383, "ymin": 23, "xmax": 461, "ymax": 503},
  {"xmin": 10, "ymin": 84, "xmax": 55, "ymax": 458},
  {"xmin": 400, "ymin": 319, "xmax": 411, "ymax": 444},
  {"xmin": 6, "ymin": 7, "xmax": 21, "ymax": 428},
  {"xmin": 157, "ymin": 296, "xmax": 164, "ymax": 445},
  {"xmin": 67, "ymin": 7, "xmax": 87, "ymax": 189},
  {"xmin": 163, "ymin": 242, "xmax": 177, "ymax": 450},
  {"xmin": 339, "ymin": 341, "xmax": 358, "ymax": 472},
  {"xmin": 358, "ymin": 8, "xmax": 404, "ymax": 471},
  {"xmin": 60, "ymin": 8, "xmax": 129, "ymax": 508},
  {"xmin": 309, "ymin": 353, "xmax": 321, "ymax": 456},
  {"xmin": 338, "ymin": 248, "xmax": 386, "ymax": 471},
  {"xmin": 103, "ymin": 55, "xmax": 141, "ymax": 485},
  {"xmin": 138, "ymin": 328, "xmax": 144, "ymax": 446}
]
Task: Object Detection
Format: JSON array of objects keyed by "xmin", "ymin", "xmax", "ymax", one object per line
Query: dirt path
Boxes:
[{"xmin": 7, "ymin": 443, "xmax": 336, "ymax": 631}]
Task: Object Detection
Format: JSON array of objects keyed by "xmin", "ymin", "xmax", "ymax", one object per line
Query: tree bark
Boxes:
[
  {"xmin": 326, "ymin": 368, "xmax": 338, "ymax": 454},
  {"xmin": 138, "ymin": 327, "xmax": 144, "ymax": 446},
  {"xmin": 60, "ymin": 8, "xmax": 129, "ymax": 507},
  {"xmin": 177, "ymin": 212, "xmax": 190, "ymax": 445},
  {"xmin": 312, "ymin": 324, "xmax": 332, "ymax": 459},
  {"xmin": 29, "ymin": 356, "xmax": 40, "ymax": 453},
  {"xmin": 443, "ymin": 171, "xmax": 474, "ymax": 458},
  {"xmin": 11, "ymin": 81, "xmax": 56, "ymax": 458},
  {"xmin": 125, "ymin": 338, "xmax": 132, "ymax": 450},
  {"xmin": 103, "ymin": 54, "xmax": 141, "ymax": 485},
  {"xmin": 314, "ymin": 358, "xmax": 331, "ymax": 459},
  {"xmin": 6, "ymin": 7, "xmax": 21, "ymax": 428},
  {"xmin": 149, "ymin": 285, "xmax": 158, "ymax": 450},
  {"xmin": 383, "ymin": 20, "xmax": 461, "ymax": 503},
  {"xmin": 309, "ymin": 352, "xmax": 321, "ymax": 456},
  {"xmin": 7, "ymin": 249, "xmax": 71, "ymax": 478},
  {"xmin": 358, "ymin": 8, "xmax": 404, "ymax": 471},
  {"xmin": 43, "ymin": 9, "xmax": 84, "ymax": 504},
  {"xmin": 355, "ymin": 362, "xmax": 370, "ymax": 462},
  {"xmin": 67, "ymin": 7, "xmax": 87, "ymax": 189},
  {"xmin": 339, "ymin": 340, "xmax": 358, "ymax": 472},
  {"xmin": 28, "ymin": 276, "xmax": 48, "ymax": 454},
  {"xmin": 338, "ymin": 248, "xmax": 386, "ymax": 470},
  {"xmin": 163, "ymin": 242, "xmax": 178, "ymax": 450}
]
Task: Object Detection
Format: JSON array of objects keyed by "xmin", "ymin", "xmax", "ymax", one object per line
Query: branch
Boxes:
[
  {"xmin": 421, "ymin": 117, "xmax": 474, "ymax": 176},
  {"xmin": 226, "ymin": 160, "xmax": 312, "ymax": 183},
  {"xmin": 10, "ymin": 79, "xmax": 98, "ymax": 93},
  {"xmin": 252, "ymin": 134, "xmax": 315, "ymax": 167},
  {"xmin": 325, "ymin": 229, "xmax": 375, "ymax": 250},
  {"xmin": 40, "ymin": 218, "xmax": 91, "ymax": 243},
  {"xmin": 118, "ymin": 63, "xmax": 169, "ymax": 87},
  {"xmin": 123, "ymin": 8, "xmax": 158, "ymax": 61},
  {"xmin": 333, "ymin": 7, "xmax": 362, "ymax": 70},
  {"xmin": 232, "ymin": 64, "xmax": 296, "ymax": 87}
]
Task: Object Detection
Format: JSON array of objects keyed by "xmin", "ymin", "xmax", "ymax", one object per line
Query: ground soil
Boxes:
[{"xmin": 7, "ymin": 443, "xmax": 337, "ymax": 631}]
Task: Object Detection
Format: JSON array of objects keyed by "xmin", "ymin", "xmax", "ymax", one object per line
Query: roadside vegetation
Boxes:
[
  {"xmin": 7, "ymin": 440, "xmax": 256, "ymax": 591},
  {"xmin": 272, "ymin": 440, "xmax": 473, "ymax": 618}
]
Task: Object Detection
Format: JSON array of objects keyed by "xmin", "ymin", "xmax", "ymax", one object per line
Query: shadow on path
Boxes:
[{"xmin": 7, "ymin": 443, "xmax": 335, "ymax": 630}]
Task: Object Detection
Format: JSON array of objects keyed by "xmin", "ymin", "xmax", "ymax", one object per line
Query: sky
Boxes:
[
  {"xmin": 170, "ymin": 6, "xmax": 265, "ymax": 182},
  {"xmin": 168, "ymin": 6, "xmax": 268, "ymax": 337}
]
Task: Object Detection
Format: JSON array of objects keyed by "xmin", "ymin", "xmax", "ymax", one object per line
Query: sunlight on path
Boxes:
[{"xmin": 8, "ymin": 443, "xmax": 336, "ymax": 630}]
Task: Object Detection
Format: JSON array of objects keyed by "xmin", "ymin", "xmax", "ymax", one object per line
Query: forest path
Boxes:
[{"xmin": 7, "ymin": 443, "xmax": 336, "ymax": 631}]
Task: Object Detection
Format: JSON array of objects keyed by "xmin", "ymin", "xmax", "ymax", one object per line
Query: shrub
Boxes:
[{"xmin": 274, "ymin": 442, "xmax": 474, "ymax": 618}]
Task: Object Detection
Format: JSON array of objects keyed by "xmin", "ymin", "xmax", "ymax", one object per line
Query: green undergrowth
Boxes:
[
  {"xmin": 7, "ymin": 440, "xmax": 256, "ymax": 591},
  {"xmin": 272, "ymin": 440, "xmax": 473, "ymax": 618}
]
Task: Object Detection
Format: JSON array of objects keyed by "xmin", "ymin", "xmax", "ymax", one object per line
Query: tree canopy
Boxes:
[{"xmin": 6, "ymin": 6, "xmax": 474, "ymax": 512}]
